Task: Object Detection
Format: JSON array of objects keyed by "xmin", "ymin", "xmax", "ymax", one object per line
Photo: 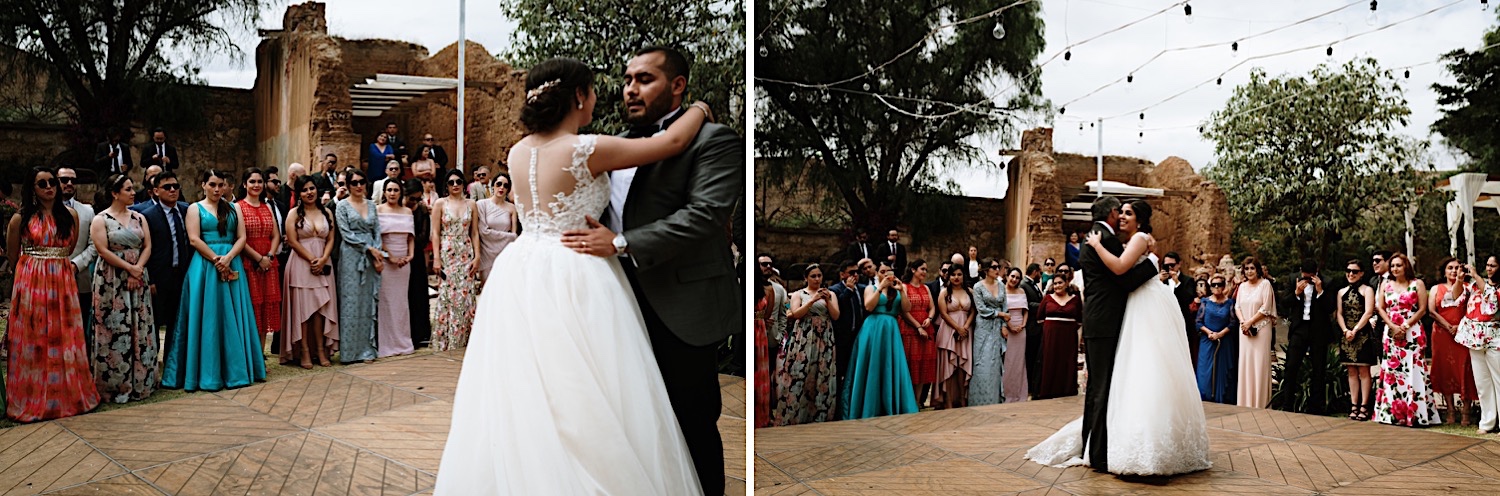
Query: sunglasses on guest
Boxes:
[
  {"xmin": 57, "ymin": 177, "xmax": 75, "ymax": 184},
  {"xmin": 1210, "ymin": 282, "xmax": 1226, "ymax": 288},
  {"xmin": 35, "ymin": 178, "xmax": 59, "ymax": 189},
  {"xmin": 158, "ymin": 183, "xmax": 180, "ymax": 191},
  {"xmin": 447, "ymin": 179, "xmax": 466, "ymax": 186}
]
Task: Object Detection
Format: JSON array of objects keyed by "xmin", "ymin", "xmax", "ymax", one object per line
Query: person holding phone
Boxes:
[
  {"xmin": 844, "ymin": 261, "xmax": 917, "ymax": 419},
  {"xmin": 771, "ymin": 263, "xmax": 840, "ymax": 426}
]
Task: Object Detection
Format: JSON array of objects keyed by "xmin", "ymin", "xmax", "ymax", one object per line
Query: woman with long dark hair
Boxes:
[
  {"xmin": 335, "ymin": 168, "xmax": 381, "ymax": 363},
  {"xmin": 403, "ymin": 179, "xmax": 433, "ymax": 348},
  {"xmin": 845, "ymin": 261, "xmax": 918, "ymax": 419},
  {"xmin": 772, "ymin": 263, "xmax": 840, "ymax": 425},
  {"xmin": 376, "ymin": 179, "xmax": 415, "ymax": 357},
  {"xmin": 280, "ymin": 176, "xmax": 338, "ymax": 368},
  {"xmin": 4, "ymin": 167, "xmax": 99, "ymax": 421},
  {"xmin": 935, "ymin": 265, "xmax": 974, "ymax": 409},
  {"xmin": 969, "ymin": 258, "xmax": 1008, "ymax": 406},
  {"xmin": 899, "ymin": 259, "xmax": 937, "ymax": 407},
  {"xmin": 475, "ymin": 171, "xmax": 518, "ymax": 283},
  {"xmin": 236, "ymin": 168, "xmax": 283, "ymax": 355},
  {"xmin": 162, "ymin": 169, "xmax": 265, "ymax": 392},
  {"xmin": 89, "ymin": 174, "xmax": 158, "ymax": 403},
  {"xmin": 1373, "ymin": 253, "xmax": 1440, "ymax": 426}
]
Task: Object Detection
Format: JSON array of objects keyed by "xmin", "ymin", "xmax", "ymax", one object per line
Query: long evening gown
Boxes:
[
  {"xmin": 935, "ymin": 289, "xmax": 973, "ymax": 406},
  {"xmin": 844, "ymin": 291, "xmax": 918, "ymax": 420},
  {"xmin": 91, "ymin": 211, "xmax": 158, "ymax": 403},
  {"xmin": 1196, "ymin": 297, "xmax": 1239, "ymax": 404},
  {"xmin": 1004, "ymin": 291, "xmax": 1030, "ymax": 402},
  {"xmin": 335, "ymin": 199, "xmax": 379, "ymax": 363},
  {"xmin": 377, "ymin": 212, "xmax": 415, "ymax": 357},
  {"xmin": 6, "ymin": 215, "xmax": 100, "ymax": 421},
  {"xmin": 162, "ymin": 204, "xmax": 266, "ymax": 392},
  {"xmin": 408, "ymin": 205, "xmax": 433, "ymax": 347},
  {"xmin": 237, "ymin": 200, "xmax": 281, "ymax": 336},
  {"xmin": 900, "ymin": 283, "xmax": 937, "ymax": 391},
  {"xmin": 1375, "ymin": 280, "xmax": 1442, "ymax": 426},
  {"xmin": 435, "ymin": 135, "xmax": 699, "ymax": 494},
  {"xmin": 1431, "ymin": 283, "xmax": 1479, "ymax": 403},
  {"xmin": 969, "ymin": 281, "xmax": 1007, "ymax": 406},
  {"xmin": 1037, "ymin": 294, "xmax": 1081, "ymax": 400},
  {"xmin": 772, "ymin": 288, "xmax": 836, "ymax": 426},
  {"xmin": 1235, "ymin": 279, "xmax": 1276, "ymax": 408},
  {"xmin": 279, "ymin": 214, "xmax": 339, "ymax": 363},
  {"xmin": 433, "ymin": 205, "xmax": 478, "ymax": 351}
]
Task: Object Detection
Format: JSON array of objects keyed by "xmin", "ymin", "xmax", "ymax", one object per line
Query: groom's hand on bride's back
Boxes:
[{"xmin": 561, "ymin": 216, "xmax": 618, "ymax": 257}]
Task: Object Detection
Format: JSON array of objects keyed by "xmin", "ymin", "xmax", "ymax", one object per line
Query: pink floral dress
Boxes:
[{"xmin": 1374, "ymin": 280, "xmax": 1441, "ymax": 427}]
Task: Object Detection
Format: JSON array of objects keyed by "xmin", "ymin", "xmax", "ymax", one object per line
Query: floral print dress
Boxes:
[
  {"xmin": 1374, "ymin": 280, "xmax": 1441, "ymax": 427},
  {"xmin": 91, "ymin": 211, "xmax": 158, "ymax": 403},
  {"xmin": 433, "ymin": 205, "xmax": 479, "ymax": 351},
  {"xmin": 773, "ymin": 288, "xmax": 837, "ymax": 425}
]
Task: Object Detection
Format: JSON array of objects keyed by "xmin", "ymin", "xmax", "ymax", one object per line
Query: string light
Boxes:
[
  {"xmin": 1404, "ymin": 69, "xmax": 1410, "ymax": 78},
  {"xmin": 1231, "ymin": 41, "xmax": 1240, "ymax": 58},
  {"xmin": 758, "ymin": 45, "xmax": 768, "ymax": 57},
  {"xmin": 1327, "ymin": 45, "xmax": 1335, "ymax": 57},
  {"xmin": 1367, "ymin": 1, "xmax": 1379, "ymax": 26},
  {"xmin": 993, "ymin": 19, "xmax": 1007, "ymax": 40},
  {"xmin": 1184, "ymin": 3, "xmax": 1194, "ymax": 24}
]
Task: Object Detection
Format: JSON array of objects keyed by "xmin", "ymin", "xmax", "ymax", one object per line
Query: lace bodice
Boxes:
[{"xmin": 516, "ymin": 135, "xmax": 609, "ymax": 240}]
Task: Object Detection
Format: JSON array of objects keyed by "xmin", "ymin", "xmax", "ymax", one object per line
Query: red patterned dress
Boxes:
[
  {"xmin": 6, "ymin": 214, "xmax": 100, "ymax": 422},
  {"xmin": 900, "ymin": 283, "xmax": 937, "ymax": 387},
  {"xmin": 755, "ymin": 298, "xmax": 771, "ymax": 429},
  {"xmin": 236, "ymin": 200, "xmax": 282, "ymax": 335},
  {"xmin": 1375, "ymin": 279, "xmax": 1441, "ymax": 427},
  {"xmin": 1431, "ymin": 282, "xmax": 1478, "ymax": 402}
]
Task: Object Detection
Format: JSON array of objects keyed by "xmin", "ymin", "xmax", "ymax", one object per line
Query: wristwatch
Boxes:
[{"xmin": 612, "ymin": 233, "xmax": 629, "ymax": 254}]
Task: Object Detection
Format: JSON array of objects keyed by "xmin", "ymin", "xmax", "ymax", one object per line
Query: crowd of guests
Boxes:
[
  {"xmin": 0, "ymin": 153, "xmax": 519, "ymax": 423},
  {"xmin": 756, "ymin": 227, "xmax": 1500, "ymax": 436}
]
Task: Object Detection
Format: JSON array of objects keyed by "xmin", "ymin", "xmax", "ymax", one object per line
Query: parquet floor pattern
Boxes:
[
  {"xmin": 0, "ymin": 350, "xmax": 748, "ymax": 495},
  {"xmin": 755, "ymin": 395, "xmax": 1500, "ymax": 495}
]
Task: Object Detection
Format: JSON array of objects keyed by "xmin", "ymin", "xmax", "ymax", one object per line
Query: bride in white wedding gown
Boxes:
[
  {"xmin": 434, "ymin": 58, "xmax": 710, "ymax": 495},
  {"xmin": 1026, "ymin": 200, "xmax": 1211, "ymax": 476}
]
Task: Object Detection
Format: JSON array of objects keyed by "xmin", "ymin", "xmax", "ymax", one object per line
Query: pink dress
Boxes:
[
  {"xmin": 1004, "ymin": 291, "xmax": 1029, "ymax": 402},
  {"xmin": 279, "ymin": 214, "xmax": 339, "ymax": 362},
  {"xmin": 475, "ymin": 200, "xmax": 517, "ymax": 280},
  {"xmin": 935, "ymin": 288, "xmax": 973, "ymax": 406},
  {"xmin": 1235, "ymin": 279, "xmax": 1276, "ymax": 408},
  {"xmin": 377, "ymin": 212, "xmax": 415, "ymax": 357}
]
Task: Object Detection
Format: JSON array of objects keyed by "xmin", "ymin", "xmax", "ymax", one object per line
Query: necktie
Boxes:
[
  {"xmin": 166, "ymin": 204, "xmax": 183, "ymax": 266},
  {"xmin": 158, "ymin": 144, "xmax": 165, "ymax": 164}
]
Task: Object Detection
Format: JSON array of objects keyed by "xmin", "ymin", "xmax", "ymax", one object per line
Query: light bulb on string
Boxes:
[
  {"xmin": 862, "ymin": 82, "xmax": 871, "ymax": 91},
  {"xmin": 1404, "ymin": 69, "xmax": 1410, "ymax": 79},
  {"xmin": 992, "ymin": 21, "xmax": 1006, "ymax": 40},
  {"xmin": 1059, "ymin": 107, "xmax": 1067, "ymax": 116},
  {"xmin": 758, "ymin": 45, "xmax": 768, "ymax": 57},
  {"xmin": 788, "ymin": 92, "xmax": 798, "ymax": 102},
  {"xmin": 1184, "ymin": 3, "xmax": 1194, "ymax": 24},
  {"xmin": 811, "ymin": 0, "xmax": 825, "ymax": 8},
  {"xmin": 1063, "ymin": 50, "xmax": 1072, "ymax": 67},
  {"xmin": 1367, "ymin": 1, "xmax": 1379, "ymax": 26},
  {"xmin": 1231, "ymin": 41, "xmax": 1239, "ymax": 58},
  {"xmin": 1138, "ymin": 112, "xmax": 1145, "ymax": 129},
  {"xmin": 1137, "ymin": 131, "xmax": 1144, "ymax": 144},
  {"xmin": 820, "ymin": 92, "xmax": 831, "ymax": 103},
  {"xmin": 1326, "ymin": 45, "xmax": 1334, "ymax": 58},
  {"xmin": 1125, "ymin": 73, "xmax": 1134, "ymax": 94},
  {"xmin": 1216, "ymin": 77, "xmax": 1223, "ymax": 87}
]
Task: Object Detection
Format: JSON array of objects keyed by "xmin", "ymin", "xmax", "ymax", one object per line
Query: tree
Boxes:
[
  {"xmin": 754, "ymin": 1, "xmax": 1046, "ymax": 233},
  {"xmin": 1203, "ymin": 58, "xmax": 1432, "ymax": 265},
  {"xmin": 499, "ymin": 0, "xmax": 745, "ymax": 136},
  {"xmin": 1432, "ymin": 12, "xmax": 1500, "ymax": 174},
  {"xmin": 0, "ymin": 0, "xmax": 267, "ymax": 150}
]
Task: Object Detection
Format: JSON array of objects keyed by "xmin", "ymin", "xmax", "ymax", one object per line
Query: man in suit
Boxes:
[
  {"xmin": 1161, "ymin": 252, "xmax": 1199, "ymax": 365},
  {"xmin": 1078, "ymin": 196, "xmax": 1160, "ymax": 473},
  {"xmin": 1022, "ymin": 263, "xmax": 1045, "ymax": 394},
  {"xmin": 845, "ymin": 229, "xmax": 872, "ymax": 262},
  {"xmin": 314, "ymin": 154, "xmax": 339, "ymax": 202},
  {"xmin": 876, "ymin": 229, "xmax": 907, "ymax": 275},
  {"xmin": 561, "ymin": 46, "xmax": 742, "ymax": 496},
  {"xmin": 420, "ymin": 134, "xmax": 449, "ymax": 168},
  {"xmin": 94, "ymin": 128, "xmax": 133, "ymax": 179},
  {"xmin": 135, "ymin": 165, "xmax": 162, "ymax": 205},
  {"xmin": 140, "ymin": 128, "xmax": 181, "ymax": 172},
  {"xmin": 131, "ymin": 172, "xmax": 190, "ymax": 352},
  {"xmin": 385, "ymin": 122, "xmax": 408, "ymax": 163},
  {"xmin": 1278, "ymin": 259, "xmax": 1334, "ymax": 414},
  {"xmin": 829, "ymin": 259, "xmax": 865, "ymax": 420},
  {"xmin": 57, "ymin": 167, "xmax": 99, "ymax": 349}
]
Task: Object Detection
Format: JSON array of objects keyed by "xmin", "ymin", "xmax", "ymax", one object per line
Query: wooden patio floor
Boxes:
[
  {"xmin": 0, "ymin": 349, "xmax": 748, "ymax": 495},
  {"xmin": 755, "ymin": 395, "xmax": 1500, "ymax": 495}
]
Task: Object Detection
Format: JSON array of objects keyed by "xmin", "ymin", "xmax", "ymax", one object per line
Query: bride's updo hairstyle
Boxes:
[
  {"xmin": 520, "ymin": 57, "xmax": 594, "ymax": 133},
  {"xmin": 1129, "ymin": 199, "xmax": 1154, "ymax": 234}
]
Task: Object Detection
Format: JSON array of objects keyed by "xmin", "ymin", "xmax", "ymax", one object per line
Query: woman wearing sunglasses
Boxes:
[
  {"xmin": 1195, "ymin": 274, "xmax": 1239, "ymax": 404},
  {"xmin": 4, "ymin": 167, "xmax": 99, "ymax": 421},
  {"xmin": 475, "ymin": 171, "xmax": 519, "ymax": 285},
  {"xmin": 431, "ymin": 168, "xmax": 480, "ymax": 351},
  {"xmin": 1337, "ymin": 259, "xmax": 1378, "ymax": 420},
  {"xmin": 334, "ymin": 168, "xmax": 381, "ymax": 363}
]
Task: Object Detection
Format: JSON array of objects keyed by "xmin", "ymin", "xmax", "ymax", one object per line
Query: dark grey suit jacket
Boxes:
[
  {"xmin": 1079, "ymin": 222, "xmax": 1160, "ymax": 339},
  {"xmin": 619, "ymin": 123, "xmax": 744, "ymax": 346}
]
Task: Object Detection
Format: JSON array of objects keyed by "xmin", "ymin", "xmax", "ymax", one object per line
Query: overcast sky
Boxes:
[{"xmin": 945, "ymin": 0, "xmax": 1495, "ymax": 198}]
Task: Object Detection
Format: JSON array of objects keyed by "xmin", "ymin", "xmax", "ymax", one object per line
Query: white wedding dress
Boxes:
[
  {"xmin": 434, "ymin": 135, "xmax": 702, "ymax": 494},
  {"xmin": 1026, "ymin": 242, "xmax": 1212, "ymax": 476}
]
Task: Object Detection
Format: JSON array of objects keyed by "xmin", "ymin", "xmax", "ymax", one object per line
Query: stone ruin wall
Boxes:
[
  {"xmin": 402, "ymin": 41, "xmax": 527, "ymax": 175},
  {"xmin": 254, "ymin": 1, "xmax": 361, "ymax": 179}
]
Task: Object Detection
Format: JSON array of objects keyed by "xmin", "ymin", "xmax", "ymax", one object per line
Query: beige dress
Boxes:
[
  {"xmin": 475, "ymin": 200, "xmax": 517, "ymax": 280},
  {"xmin": 1234, "ymin": 279, "xmax": 1276, "ymax": 408}
]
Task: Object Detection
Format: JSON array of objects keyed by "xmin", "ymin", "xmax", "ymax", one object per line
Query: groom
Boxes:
[
  {"xmin": 1078, "ymin": 196, "xmax": 1160, "ymax": 473},
  {"xmin": 562, "ymin": 46, "xmax": 743, "ymax": 495}
]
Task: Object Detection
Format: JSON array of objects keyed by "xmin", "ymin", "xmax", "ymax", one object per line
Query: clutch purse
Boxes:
[{"xmin": 219, "ymin": 268, "xmax": 240, "ymax": 282}]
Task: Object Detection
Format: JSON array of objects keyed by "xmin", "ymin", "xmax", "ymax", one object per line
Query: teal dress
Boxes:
[
  {"xmin": 161, "ymin": 204, "xmax": 266, "ymax": 391},
  {"xmin": 844, "ymin": 290, "xmax": 918, "ymax": 420}
]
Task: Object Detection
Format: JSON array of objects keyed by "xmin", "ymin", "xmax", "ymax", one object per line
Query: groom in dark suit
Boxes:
[
  {"xmin": 562, "ymin": 46, "xmax": 743, "ymax": 496},
  {"xmin": 1078, "ymin": 196, "xmax": 1160, "ymax": 473}
]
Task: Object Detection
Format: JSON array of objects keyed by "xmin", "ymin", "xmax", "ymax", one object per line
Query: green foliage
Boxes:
[
  {"xmin": 755, "ymin": 0, "xmax": 1047, "ymax": 232},
  {"xmin": 1270, "ymin": 343, "xmax": 1350, "ymax": 414},
  {"xmin": 499, "ymin": 0, "xmax": 745, "ymax": 136},
  {"xmin": 0, "ymin": 0, "xmax": 269, "ymax": 143},
  {"xmin": 1203, "ymin": 59, "xmax": 1433, "ymax": 266},
  {"xmin": 1432, "ymin": 11, "xmax": 1500, "ymax": 174}
]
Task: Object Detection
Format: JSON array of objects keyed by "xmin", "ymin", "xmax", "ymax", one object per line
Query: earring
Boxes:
[{"xmin": 577, "ymin": 102, "xmax": 584, "ymax": 109}]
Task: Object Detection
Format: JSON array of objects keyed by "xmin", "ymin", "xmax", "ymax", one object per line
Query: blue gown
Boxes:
[
  {"xmin": 161, "ymin": 203, "xmax": 266, "ymax": 391},
  {"xmin": 844, "ymin": 291, "xmax": 918, "ymax": 420},
  {"xmin": 1195, "ymin": 297, "xmax": 1239, "ymax": 403}
]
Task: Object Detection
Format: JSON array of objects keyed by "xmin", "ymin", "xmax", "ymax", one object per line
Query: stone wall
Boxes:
[
  {"xmin": 254, "ymin": 1, "xmax": 362, "ymax": 179},
  {"xmin": 403, "ymin": 41, "xmax": 527, "ymax": 173}
]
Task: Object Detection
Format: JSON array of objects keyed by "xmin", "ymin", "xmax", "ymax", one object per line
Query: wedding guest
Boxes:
[
  {"xmin": 236, "ymin": 168, "xmax": 283, "ymax": 356},
  {"xmin": 1374, "ymin": 252, "xmax": 1441, "ymax": 426},
  {"xmin": 414, "ymin": 164, "xmax": 440, "ymax": 207},
  {"xmin": 828, "ymin": 259, "xmax": 865, "ymax": 398},
  {"xmin": 1022, "ymin": 263, "xmax": 1044, "ymax": 396},
  {"xmin": 467, "ymin": 166, "xmax": 490, "ymax": 200},
  {"xmin": 1459, "ymin": 255, "xmax": 1500, "ymax": 433},
  {"xmin": 1277, "ymin": 259, "xmax": 1333, "ymax": 414},
  {"xmin": 383, "ymin": 122, "xmax": 407, "ymax": 163},
  {"xmin": 754, "ymin": 274, "xmax": 773, "ymax": 428},
  {"xmin": 367, "ymin": 133, "xmax": 396, "ymax": 183},
  {"xmin": 335, "ymin": 169, "xmax": 381, "ymax": 363},
  {"xmin": 844, "ymin": 262, "xmax": 917, "ymax": 419},
  {"xmin": 935, "ymin": 266, "xmax": 974, "ymax": 409},
  {"xmin": 94, "ymin": 128, "xmax": 133, "ymax": 176},
  {"xmin": 371, "ymin": 160, "xmax": 403, "ymax": 200},
  {"xmin": 140, "ymin": 128, "xmax": 180, "ymax": 172},
  {"xmin": 135, "ymin": 165, "xmax": 162, "ymax": 205},
  {"xmin": 844, "ymin": 229, "xmax": 871, "ymax": 263},
  {"xmin": 375, "ymin": 180, "xmax": 416, "ymax": 358},
  {"xmin": 967, "ymin": 246, "xmax": 981, "ymax": 282},
  {"xmin": 899, "ymin": 260, "xmax": 937, "ymax": 407},
  {"xmin": 4, "ymin": 167, "xmax": 100, "ymax": 422},
  {"xmin": 88, "ymin": 174, "xmax": 157, "ymax": 403},
  {"xmin": 1037, "ymin": 266, "xmax": 1081, "ymax": 400},
  {"xmin": 130, "ymin": 172, "xmax": 189, "ymax": 352},
  {"xmin": 403, "ymin": 180, "xmax": 433, "ymax": 348},
  {"xmin": 58, "ymin": 167, "xmax": 98, "ymax": 349},
  {"xmin": 1065, "ymin": 231, "xmax": 1082, "ymax": 271},
  {"xmin": 162, "ymin": 169, "xmax": 265, "ymax": 392},
  {"xmin": 1196, "ymin": 274, "xmax": 1239, "ymax": 404},
  {"xmin": 475, "ymin": 171, "xmax": 518, "ymax": 283},
  {"xmin": 410, "ymin": 146, "xmax": 437, "ymax": 180},
  {"xmin": 280, "ymin": 176, "xmax": 338, "ymax": 368},
  {"xmin": 969, "ymin": 259, "xmax": 1007, "ymax": 406},
  {"xmin": 1430, "ymin": 257, "xmax": 1479, "ymax": 426},
  {"xmin": 432, "ymin": 168, "xmax": 480, "ymax": 351},
  {"xmin": 1337, "ymin": 259, "xmax": 1377, "ymax": 420},
  {"xmin": 1040, "ymin": 258, "xmax": 1057, "ymax": 290},
  {"xmin": 1003, "ymin": 267, "xmax": 1029, "ymax": 402},
  {"xmin": 420, "ymin": 134, "xmax": 449, "ymax": 168},
  {"xmin": 773, "ymin": 263, "xmax": 840, "ymax": 425},
  {"xmin": 1235, "ymin": 256, "xmax": 1276, "ymax": 409}
]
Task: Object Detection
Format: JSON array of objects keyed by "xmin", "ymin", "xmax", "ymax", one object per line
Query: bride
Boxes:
[
  {"xmin": 434, "ymin": 58, "xmax": 711, "ymax": 494},
  {"xmin": 1025, "ymin": 199, "xmax": 1211, "ymax": 476}
]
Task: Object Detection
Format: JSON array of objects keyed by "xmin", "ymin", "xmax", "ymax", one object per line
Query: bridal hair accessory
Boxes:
[{"xmin": 526, "ymin": 79, "xmax": 562, "ymax": 103}]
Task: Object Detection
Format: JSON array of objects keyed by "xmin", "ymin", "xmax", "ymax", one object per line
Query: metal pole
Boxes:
[
  {"xmin": 1095, "ymin": 117, "xmax": 1103, "ymax": 196},
  {"xmin": 457, "ymin": 0, "xmax": 466, "ymax": 173}
]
